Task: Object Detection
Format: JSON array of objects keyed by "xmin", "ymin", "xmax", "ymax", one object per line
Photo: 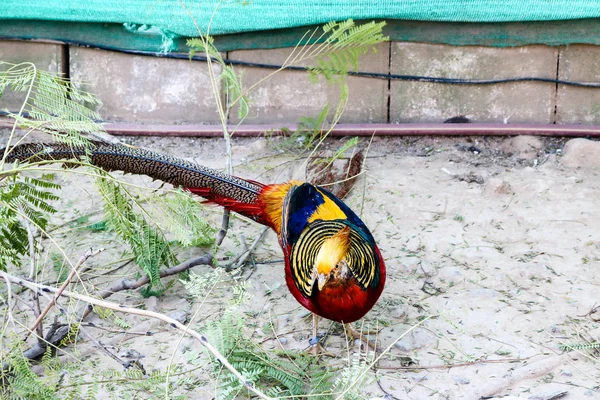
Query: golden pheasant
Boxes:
[{"xmin": 2, "ymin": 141, "xmax": 386, "ymax": 352}]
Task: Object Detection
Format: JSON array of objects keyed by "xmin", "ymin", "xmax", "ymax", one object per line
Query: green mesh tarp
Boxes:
[
  {"xmin": 2, "ymin": 1, "xmax": 600, "ymax": 51},
  {"xmin": 3, "ymin": 0, "xmax": 600, "ymax": 36}
]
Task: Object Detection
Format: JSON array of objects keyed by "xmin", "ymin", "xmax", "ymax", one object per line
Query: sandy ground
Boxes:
[{"xmin": 1, "ymin": 131, "xmax": 600, "ymax": 399}]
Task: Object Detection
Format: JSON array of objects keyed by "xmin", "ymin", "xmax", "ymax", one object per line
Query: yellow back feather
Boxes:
[{"xmin": 308, "ymin": 189, "xmax": 347, "ymax": 223}]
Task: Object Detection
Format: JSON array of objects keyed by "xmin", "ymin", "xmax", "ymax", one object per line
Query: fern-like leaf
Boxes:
[
  {"xmin": 149, "ymin": 189, "xmax": 215, "ymax": 248},
  {"xmin": 0, "ymin": 174, "xmax": 60, "ymax": 270},
  {"xmin": 330, "ymin": 353, "xmax": 375, "ymax": 400},
  {"xmin": 306, "ymin": 20, "xmax": 387, "ymax": 84},
  {"xmin": 95, "ymin": 175, "xmax": 177, "ymax": 293},
  {"xmin": 184, "ymin": 274, "xmax": 332, "ymax": 399},
  {"xmin": 187, "ymin": 37, "xmax": 249, "ymax": 119},
  {"xmin": 0, "ymin": 340, "xmax": 58, "ymax": 400},
  {"xmin": 0, "ymin": 61, "xmax": 104, "ymax": 146}
]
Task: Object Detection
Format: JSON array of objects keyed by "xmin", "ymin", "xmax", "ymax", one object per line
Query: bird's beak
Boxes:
[{"xmin": 317, "ymin": 273, "xmax": 329, "ymax": 291}]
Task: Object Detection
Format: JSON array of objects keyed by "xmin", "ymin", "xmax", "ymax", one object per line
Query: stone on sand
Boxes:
[
  {"xmin": 485, "ymin": 177, "xmax": 513, "ymax": 195},
  {"xmin": 561, "ymin": 138, "xmax": 600, "ymax": 168},
  {"xmin": 499, "ymin": 135, "xmax": 544, "ymax": 160}
]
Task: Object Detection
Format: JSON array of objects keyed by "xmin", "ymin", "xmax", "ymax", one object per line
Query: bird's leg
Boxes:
[
  {"xmin": 344, "ymin": 323, "xmax": 378, "ymax": 350},
  {"xmin": 308, "ymin": 314, "xmax": 334, "ymax": 357}
]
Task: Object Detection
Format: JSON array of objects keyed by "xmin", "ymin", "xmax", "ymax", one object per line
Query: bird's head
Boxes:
[{"xmin": 314, "ymin": 225, "xmax": 351, "ymax": 290}]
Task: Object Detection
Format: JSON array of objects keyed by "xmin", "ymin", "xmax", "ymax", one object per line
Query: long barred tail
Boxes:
[{"xmin": 2, "ymin": 141, "xmax": 267, "ymax": 220}]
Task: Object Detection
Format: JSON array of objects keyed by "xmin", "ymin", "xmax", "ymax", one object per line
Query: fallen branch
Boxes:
[
  {"xmin": 21, "ymin": 322, "xmax": 70, "ymax": 360},
  {"xmin": 1, "ymin": 320, "xmax": 70, "ymax": 373},
  {"xmin": 80, "ymin": 253, "xmax": 213, "ymax": 320},
  {"xmin": 31, "ymin": 288, "xmax": 134, "ymax": 372},
  {"xmin": 81, "ymin": 322, "xmax": 155, "ymax": 336},
  {"xmin": 215, "ymin": 209, "xmax": 231, "ymax": 246},
  {"xmin": 17, "ymin": 254, "xmax": 213, "ymax": 360},
  {"xmin": 3, "ymin": 271, "xmax": 274, "ymax": 400},
  {"xmin": 98, "ymin": 253, "xmax": 213, "ymax": 298}
]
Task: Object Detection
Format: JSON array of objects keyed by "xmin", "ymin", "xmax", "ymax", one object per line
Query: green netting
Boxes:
[{"xmin": 2, "ymin": 0, "xmax": 600, "ymax": 37}]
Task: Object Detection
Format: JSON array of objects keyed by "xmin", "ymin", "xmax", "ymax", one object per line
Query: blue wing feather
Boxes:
[{"xmin": 283, "ymin": 183, "xmax": 324, "ymax": 244}]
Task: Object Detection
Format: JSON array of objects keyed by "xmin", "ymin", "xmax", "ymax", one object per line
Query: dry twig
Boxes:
[
  {"xmin": 77, "ymin": 325, "xmax": 138, "ymax": 371},
  {"xmin": 0, "ymin": 272, "xmax": 16, "ymax": 327},
  {"xmin": 25, "ymin": 248, "xmax": 104, "ymax": 340},
  {"xmin": 223, "ymin": 227, "xmax": 269, "ymax": 271},
  {"xmin": 16, "ymin": 254, "xmax": 213, "ymax": 360},
  {"xmin": 21, "ymin": 208, "xmax": 44, "ymax": 342}
]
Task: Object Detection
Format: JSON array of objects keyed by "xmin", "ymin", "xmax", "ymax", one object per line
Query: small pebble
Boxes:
[
  {"xmin": 453, "ymin": 376, "xmax": 470, "ymax": 385},
  {"xmin": 168, "ymin": 311, "xmax": 188, "ymax": 324},
  {"xmin": 561, "ymin": 138, "xmax": 600, "ymax": 169},
  {"xmin": 119, "ymin": 349, "xmax": 144, "ymax": 360},
  {"xmin": 278, "ymin": 314, "xmax": 291, "ymax": 322},
  {"xmin": 394, "ymin": 340, "xmax": 412, "ymax": 352},
  {"xmin": 144, "ymin": 296, "xmax": 158, "ymax": 311},
  {"xmin": 528, "ymin": 390, "xmax": 568, "ymax": 400},
  {"xmin": 390, "ymin": 306, "xmax": 407, "ymax": 319}
]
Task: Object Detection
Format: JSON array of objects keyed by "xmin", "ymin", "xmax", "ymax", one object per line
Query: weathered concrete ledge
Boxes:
[{"xmin": 2, "ymin": 40, "xmax": 600, "ymax": 125}]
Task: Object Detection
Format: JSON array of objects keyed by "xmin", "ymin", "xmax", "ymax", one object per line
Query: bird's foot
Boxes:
[
  {"xmin": 306, "ymin": 336, "xmax": 335, "ymax": 357},
  {"xmin": 344, "ymin": 323, "xmax": 378, "ymax": 351}
]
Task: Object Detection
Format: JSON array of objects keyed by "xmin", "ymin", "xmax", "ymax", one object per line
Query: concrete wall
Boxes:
[
  {"xmin": 1, "ymin": 39, "xmax": 598, "ymax": 125},
  {"xmin": 0, "ymin": 42, "xmax": 65, "ymax": 112}
]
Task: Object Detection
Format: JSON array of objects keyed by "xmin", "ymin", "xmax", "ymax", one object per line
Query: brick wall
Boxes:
[{"xmin": 1, "ymin": 39, "xmax": 597, "ymax": 125}]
